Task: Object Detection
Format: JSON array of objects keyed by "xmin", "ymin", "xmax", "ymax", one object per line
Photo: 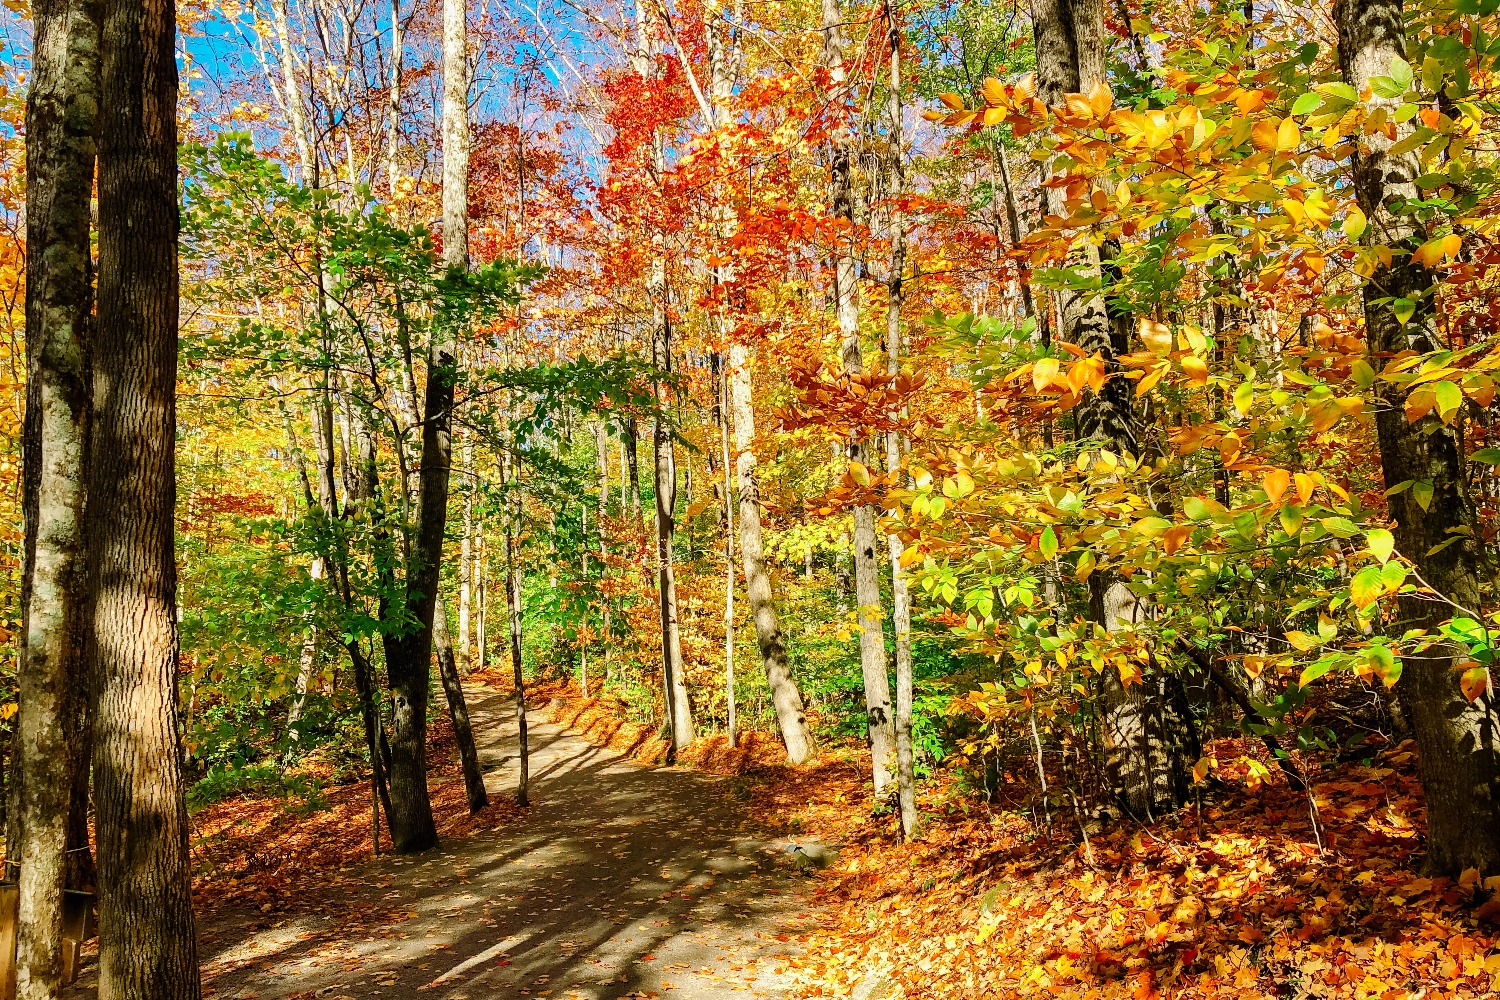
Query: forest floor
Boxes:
[
  {"xmin": 59, "ymin": 676, "xmax": 1500, "ymax": 1000},
  {"xmin": 62, "ymin": 680, "xmax": 843, "ymax": 1000}
]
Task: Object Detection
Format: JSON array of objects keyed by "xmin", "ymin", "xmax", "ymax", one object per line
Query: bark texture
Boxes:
[
  {"xmin": 15, "ymin": 0, "xmax": 99, "ymax": 992},
  {"xmin": 823, "ymin": 0, "xmax": 895, "ymax": 794},
  {"xmin": 729, "ymin": 345, "xmax": 813, "ymax": 764},
  {"xmin": 1032, "ymin": 0, "xmax": 1190, "ymax": 819},
  {"xmin": 434, "ymin": 594, "xmax": 487, "ymax": 813},
  {"xmin": 884, "ymin": 2, "xmax": 917, "ymax": 839},
  {"xmin": 1335, "ymin": 0, "xmax": 1500, "ymax": 875},
  {"xmin": 91, "ymin": 0, "xmax": 202, "ymax": 987}
]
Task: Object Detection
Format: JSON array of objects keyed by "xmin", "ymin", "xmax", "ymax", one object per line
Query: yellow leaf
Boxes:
[
  {"xmin": 1461, "ymin": 665, "xmax": 1490, "ymax": 703},
  {"xmin": 1033, "ymin": 357, "xmax": 1061, "ymax": 391},
  {"xmin": 1136, "ymin": 364, "xmax": 1168, "ymax": 397},
  {"xmin": 938, "ymin": 92, "xmax": 966, "ymax": 110},
  {"xmin": 1263, "ymin": 469, "xmax": 1290, "ymax": 506},
  {"xmin": 1138, "ymin": 318, "xmax": 1173, "ymax": 355},
  {"xmin": 1181, "ymin": 355, "xmax": 1209, "ymax": 386},
  {"xmin": 1192, "ymin": 757, "xmax": 1212, "ymax": 783},
  {"xmin": 1412, "ymin": 233, "xmax": 1462, "ymax": 268},
  {"xmin": 982, "ymin": 77, "xmax": 1006, "ymax": 107},
  {"xmin": 1345, "ymin": 204, "xmax": 1368, "ymax": 239},
  {"xmin": 1087, "ymin": 80, "xmax": 1112, "ymax": 118},
  {"xmin": 1276, "ymin": 117, "xmax": 1301, "ymax": 152},
  {"xmin": 1294, "ymin": 471, "xmax": 1317, "ymax": 504}
]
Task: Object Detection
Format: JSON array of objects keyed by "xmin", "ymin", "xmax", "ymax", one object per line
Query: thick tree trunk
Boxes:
[
  {"xmin": 15, "ymin": 0, "xmax": 99, "ymax": 992},
  {"xmin": 434, "ymin": 593, "xmax": 487, "ymax": 813},
  {"xmin": 1336, "ymin": 0, "xmax": 1500, "ymax": 875},
  {"xmin": 884, "ymin": 2, "xmax": 916, "ymax": 839},
  {"xmin": 823, "ymin": 0, "xmax": 894, "ymax": 794},
  {"xmin": 90, "ymin": 0, "xmax": 202, "ymax": 988},
  {"xmin": 653, "ymin": 411, "xmax": 694, "ymax": 750},
  {"xmin": 728, "ymin": 346, "xmax": 813, "ymax": 764}
]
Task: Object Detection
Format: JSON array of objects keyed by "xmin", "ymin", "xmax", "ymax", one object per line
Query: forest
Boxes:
[{"xmin": 4, "ymin": 0, "xmax": 1500, "ymax": 994}]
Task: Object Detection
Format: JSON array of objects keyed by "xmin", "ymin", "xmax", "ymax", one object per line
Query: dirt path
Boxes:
[{"xmin": 70, "ymin": 683, "xmax": 819, "ymax": 999}]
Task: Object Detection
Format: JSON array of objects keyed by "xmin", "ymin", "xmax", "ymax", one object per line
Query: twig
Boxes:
[{"xmin": 1175, "ymin": 639, "xmax": 1306, "ymax": 792}]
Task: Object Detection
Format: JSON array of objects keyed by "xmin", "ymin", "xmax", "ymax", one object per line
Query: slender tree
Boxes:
[
  {"xmin": 1335, "ymin": 0, "xmax": 1500, "ymax": 874},
  {"xmin": 90, "ymin": 0, "xmax": 203, "ymax": 986},
  {"xmin": 822, "ymin": 0, "xmax": 895, "ymax": 793},
  {"xmin": 13, "ymin": 0, "xmax": 100, "ymax": 992}
]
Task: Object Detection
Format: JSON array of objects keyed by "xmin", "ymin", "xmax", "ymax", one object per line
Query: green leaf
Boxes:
[
  {"xmin": 1350, "ymin": 565, "xmax": 1384, "ymax": 609},
  {"xmin": 1076, "ymin": 549, "xmax": 1096, "ymax": 581},
  {"xmin": 1472, "ymin": 448, "xmax": 1500, "ymax": 464},
  {"xmin": 1393, "ymin": 298, "xmax": 1416, "ymax": 325},
  {"xmin": 1434, "ymin": 380, "xmax": 1464, "ymax": 421},
  {"xmin": 1380, "ymin": 560, "xmax": 1407, "ymax": 590},
  {"xmin": 1388, "ymin": 54, "xmax": 1414, "ymax": 91},
  {"xmin": 1366, "ymin": 527, "xmax": 1395, "ymax": 565},
  {"xmin": 1351, "ymin": 358, "xmax": 1376, "ymax": 389},
  {"xmin": 1412, "ymin": 481, "xmax": 1434, "ymax": 510},
  {"xmin": 1280, "ymin": 505, "xmax": 1304, "ymax": 537},
  {"xmin": 1039, "ymin": 525, "xmax": 1059, "ymax": 560},
  {"xmin": 1285, "ymin": 630, "xmax": 1320, "ymax": 652},
  {"xmin": 1290, "ymin": 92, "xmax": 1323, "ymax": 115},
  {"xmin": 1319, "ymin": 516, "xmax": 1361, "ymax": 538},
  {"xmin": 1233, "ymin": 381, "xmax": 1254, "ymax": 415},
  {"xmin": 1299, "ymin": 659, "xmax": 1333, "ymax": 687}
]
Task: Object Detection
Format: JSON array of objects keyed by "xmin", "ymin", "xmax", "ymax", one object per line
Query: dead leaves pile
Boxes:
[
  {"xmin": 190, "ymin": 711, "xmax": 522, "ymax": 916},
  {"xmin": 537, "ymin": 682, "xmax": 1500, "ymax": 999},
  {"xmin": 787, "ymin": 740, "xmax": 1500, "ymax": 999}
]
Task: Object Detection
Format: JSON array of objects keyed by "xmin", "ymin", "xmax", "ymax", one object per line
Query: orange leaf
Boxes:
[{"xmin": 1263, "ymin": 469, "xmax": 1290, "ymax": 505}]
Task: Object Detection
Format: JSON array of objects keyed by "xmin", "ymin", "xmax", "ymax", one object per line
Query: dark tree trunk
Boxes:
[
  {"xmin": 623, "ymin": 415, "xmax": 641, "ymax": 521},
  {"xmin": 434, "ymin": 593, "xmax": 487, "ymax": 813},
  {"xmin": 90, "ymin": 0, "xmax": 202, "ymax": 988},
  {"xmin": 1033, "ymin": 0, "xmax": 1189, "ymax": 818},
  {"xmin": 1336, "ymin": 0, "xmax": 1500, "ymax": 875},
  {"xmin": 14, "ymin": 0, "xmax": 99, "ymax": 991}
]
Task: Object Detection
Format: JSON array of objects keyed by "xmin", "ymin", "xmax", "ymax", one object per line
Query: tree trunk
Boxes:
[
  {"xmin": 823, "ymin": 0, "xmax": 894, "ymax": 794},
  {"xmin": 458, "ymin": 431, "xmax": 473, "ymax": 670},
  {"xmin": 15, "ymin": 0, "xmax": 99, "ymax": 991},
  {"xmin": 504, "ymin": 455, "xmax": 529, "ymax": 806},
  {"xmin": 728, "ymin": 345, "xmax": 813, "ymax": 764},
  {"xmin": 91, "ymin": 0, "xmax": 202, "ymax": 986},
  {"xmin": 434, "ymin": 593, "xmax": 487, "ymax": 813},
  {"xmin": 1032, "ymin": 0, "xmax": 1189, "ymax": 818},
  {"xmin": 718, "ymin": 358, "xmax": 737, "ymax": 747},
  {"xmin": 653, "ymin": 412, "xmax": 694, "ymax": 750},
  {"xmin": 623, "ymin": 415, "xmax": 641, "ymax": 522},
  {"xmin": 884, "ymin": 1, "xmax": 917, "ymax": 840},
  {"xmin": 1335, "ymin": 0, "xmax": 1500, "ymax": 875}
]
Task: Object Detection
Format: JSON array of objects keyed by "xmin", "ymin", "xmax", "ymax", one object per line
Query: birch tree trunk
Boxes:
[
  {"xmin": 14, "ymin": 0, "xmax": 99, "ymax": 991},
  {"xmin": 91, "ymin": 0, "xmax": 202, "ymax": 986},
  {"xmin": 1335, "ymin": 0, "xmax": 1500, "ymax": 875},
  {"xmin": 883, "ymin": 2, "xmax": 917, "ymax": 839},
  {"xmin": 459, "ymin": 430, "xmax": 474, "ymax": 669},
  {"xmin": 822, "ymin": 0, "xmax": 894, "ymax": 793},
  {"xmin": 729, "ymin": 345, "xmax": 813, "ymax": 764}
]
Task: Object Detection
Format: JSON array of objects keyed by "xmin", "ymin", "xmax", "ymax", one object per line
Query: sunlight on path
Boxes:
[{"xmin": 67, "ymin": 685, "xmax": 814, "ymax": 1000}]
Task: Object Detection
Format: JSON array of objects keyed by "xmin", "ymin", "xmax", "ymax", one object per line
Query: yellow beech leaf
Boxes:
[
  {"xmin": 938, "ymin": 92, "xmax": 966, "ymax": 110},
  {"xmin": 1345, "ymin": 203, "xmax": 1368, "ymax": 239},
  {"xmin": 1461, "ymin": 665, "xmax": 1490, "ymax": 703},
  {"xmin": 1192, "ymin": 757, "xmax": 1212, "ymax": 783},
  {"xmin": 982, "ymin": 77, "xmax": 1006, "ymax": 106},
  {"xmin": 1138, "ymin": 317, "xmax": 1173, "ymax": 355},
  {"xmin": 1412, "ymin": 233, "xmax": 1462, "ymax": 268},
  {"xmin": 1136, "ymin": 364, "xmax": 1168, "ymax": 396},
  {"xmin": 1087, "ymin": 80, "xmax": 1112, "ymax": 118},
  {"xmin": 1294, "ymin": 471, "xmax": 1317, "ymax": 504},
  {"xmin": 1276, "ymin": 117, "xmax": 1301, "ymax": 152},
  {"xmin": 1181, "ymin": 355, "xmax": 1209, "ymax": 386},
  {"xmin": 1033, "ymin": 357, "xmax": 1061, "ymax": 391},
  {"xmin": 1263, "ymin": 468, "xmax": 1291, "ymax": 505}
]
